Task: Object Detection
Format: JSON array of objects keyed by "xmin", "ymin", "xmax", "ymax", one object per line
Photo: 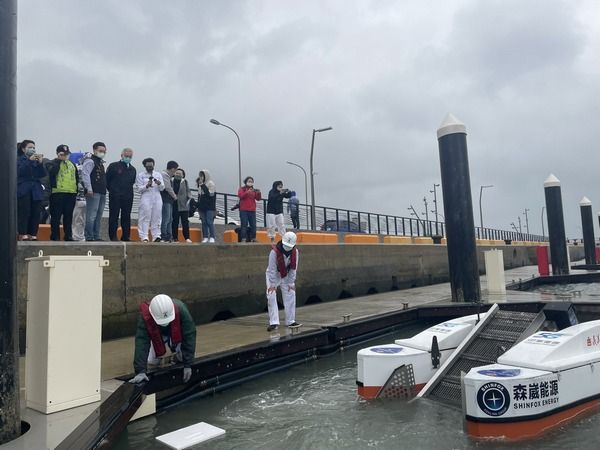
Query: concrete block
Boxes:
[
  {"xmin": 413, "ymin": 237, "xmax": 433, "ymax": 245},
  {"xmin": 344, "ymin": 234, "xmax": 379, "ymax": 244},
  {"xmin": 297, "ymin": 232, "xmax": 338, "ymax": 244},
  {"xmin": 383, "ymin": 236, "xmax": 412, "ymax": 244}
]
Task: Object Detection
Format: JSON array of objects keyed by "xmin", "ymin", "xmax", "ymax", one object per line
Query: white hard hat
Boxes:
[
  {"xmin": 282, "ymin": 231, "xmax": 297, "ymax": 250},
  {"xmin": 149, "ymin": 294, "xmax": 175, "ymax": 326}
]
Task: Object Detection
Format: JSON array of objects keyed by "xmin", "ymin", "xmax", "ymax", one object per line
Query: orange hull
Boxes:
[
  {"xmin": 466, "ymin": 397, "xmax": 600, "ymax": 441},
  {"xmin": 358, "ymin": 383, "xmax": 426, "ymax": 399}
]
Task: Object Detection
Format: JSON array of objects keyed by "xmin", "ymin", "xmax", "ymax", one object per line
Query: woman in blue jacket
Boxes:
[{"xmin": 17, "ymin": 140, "xmax": 46, "ymax": 240}]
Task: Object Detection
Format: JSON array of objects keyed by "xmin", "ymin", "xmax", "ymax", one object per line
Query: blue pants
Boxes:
[
  {"xmin": 85, "ymin": 193, "xmax": 106, "ymax": 241},
  {"xmin": 240, "ymin": 210, "xmax": 256, "ymax": 242},
  {"xmin": 199, "ymin": 210, "xmax": 216, "ymax": 239},
  {"xmin": 161, "ymin": 201, "xmax": 173, "ymax": 241}
]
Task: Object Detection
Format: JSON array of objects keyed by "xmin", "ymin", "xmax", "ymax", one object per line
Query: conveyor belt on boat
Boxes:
[{"xmin": 419, "ymin": 304, "xmax": 546, "ymax": 407}]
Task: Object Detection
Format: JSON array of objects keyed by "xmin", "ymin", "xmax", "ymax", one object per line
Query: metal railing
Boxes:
[{"xmin": 106, "ymin": 189, "xmax": 547, "ymax": 242}]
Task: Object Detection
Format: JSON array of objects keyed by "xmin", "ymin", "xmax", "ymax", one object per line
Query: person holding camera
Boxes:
[
  {"xmin": 266, "ymin": 180, "xmax": 292, "ymax": 242},
  {"xmin": 46, "ymin": 144, "xmax": 79, "ymax": 241},
  {"xmin": 237, "ymin": 176, "xmax": 261, "ymax": 242},
  {"xmin": 136, "ymin": 158, "xmax": 165, "ymax": 242},
  {"xmin": 197, "ymin": 169, "xmax": 217, "ymax": 243},
  {"xmin": 17, "ymin": 139, "xmax": 46, "ymax": 240}
]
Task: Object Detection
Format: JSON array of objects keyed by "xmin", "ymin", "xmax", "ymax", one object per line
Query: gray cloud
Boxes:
[{"xmin": 16, "ymin": 0, "xmax": 600, "ymax": 237}]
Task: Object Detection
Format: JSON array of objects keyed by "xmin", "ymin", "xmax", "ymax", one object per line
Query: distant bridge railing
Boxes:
[{"xmin": 107, "ymin": 190, "xmax": 547, "ymax": 242}]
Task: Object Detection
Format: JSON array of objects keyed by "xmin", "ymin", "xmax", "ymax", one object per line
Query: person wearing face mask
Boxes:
[
  {"xmin": 82, "ymin": 141, "xmax": 108, "ymax": 241},
  {"xmin": 160, "ymin": 161, "xmax": 179, "ymax": 242},
  {"xmin": 136, "ymin": 158, "xmax": 165, "ymax": 242},
  {"xmin": 45, "ymin": 144, "xmax": 79, "ymax": 241},
  {"xmin": 266, "ymin": 231, "xmax": 300, "ymax": 332},
  {"xmin": 16, "ymin": 139, "xmax": 46, "ymax": 240},
  {"xmin": 106, "ymin": 148, "xmax": 137, "ymax": 241},
  {"xmin": 196, "ymin": 169, "xmax": 217, "ymax": 243},
  {"xmin": 171, "ymin": 168, "xmax": 192, "ymax": 243},
  {"xmin": 237, "ymin": 176, "xmax": 262, "ymax": 243},
  {"xmin": 266, "ymin": 180, "xmax": 292, "ymax": 242}
]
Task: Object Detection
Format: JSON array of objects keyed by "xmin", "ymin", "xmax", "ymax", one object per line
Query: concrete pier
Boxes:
[
  {"xmin": 579, "ymin": 197, "xmax": 596, "ymax": 265},
  {"xmin": 544, "ymin": 174, "xmax": 569, "ymax": 275},
  {"xmin": 436, "ymin": 114, "xmax": 480, "ymax": 302}
]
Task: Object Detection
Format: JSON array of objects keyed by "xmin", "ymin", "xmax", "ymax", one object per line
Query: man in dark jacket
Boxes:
[
  {"xmin": 46, "ymin": 144, "xmax": 79, "ymax": 240},
  {"xmin": 130, "ymin": 294, "xmax": 196, "ymax": 384},
  {"xmin": 106, "ymin": 148, "xmax": 137, "ymax": 241},
  {"xmin": 82, "ymin": 141, "xmax": 108, "ymax": 241},
  {"xmin": 266, "ymin": 180, "xmax": 292, "ymax": 242}
]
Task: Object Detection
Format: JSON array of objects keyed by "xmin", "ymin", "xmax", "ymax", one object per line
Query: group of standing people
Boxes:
[
  {"xmin": 16, "ymin": 140, "xmax": 219, "ymax": 243},
  {"xmin": 236, "ymin": 177, "xmax": 300, "ymax": 243}
]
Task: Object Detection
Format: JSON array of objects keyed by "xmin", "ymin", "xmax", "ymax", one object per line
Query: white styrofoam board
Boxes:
[{"xmin": 156, "ymin": 422, "xmax": 226, "ymax": 449}]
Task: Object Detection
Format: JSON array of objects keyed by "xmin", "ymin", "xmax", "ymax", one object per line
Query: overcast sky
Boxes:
[{"xmin": 17, "ymin": 0, "xmax": 600, "ymax": 237}]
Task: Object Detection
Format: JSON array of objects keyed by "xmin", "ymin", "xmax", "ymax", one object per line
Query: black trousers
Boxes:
[
  {"xmin": 17, "ymin": 194, "xmax": 42, "ymax": 237},
  {"xmin": 49, "ymin": 193, "xmax": 76, "ymax": 240},
  {"xmin": 108, "ymin": 194, "xmax": 133, "ymax": 241},
  {"xmin": 172, "ymin": 206, "xmax": 190, "ymax": 240},
  {"xmin": 291, "ymin": 213, "xmax": 300, "ymax": 229}
]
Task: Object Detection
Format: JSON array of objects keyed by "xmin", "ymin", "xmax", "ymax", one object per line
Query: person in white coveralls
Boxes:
[
  {"xmin": 136, "ymin": 158, "xmax": 164, "ymax": 242},
  {"xmin": 266, "ymin": 231, "xmax": 300, "ymax": 332}
]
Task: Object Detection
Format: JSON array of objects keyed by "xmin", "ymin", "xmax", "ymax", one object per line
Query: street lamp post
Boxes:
[
  {"xmin": 541, "ymin": 206, "xmax": 546, "ymax": 238},
  {"xmin": 430, "ymin": 183, "xmax": 440, "ymax": 235},
  {"xmin": 309, "ymin": 126, "xmax": 332, "ymax": 230},
  {"xmin": 479, "ymin": 184, "xmax": 494, "ymax": 239},
  {"xmin": 523, "ymin": 208, "xmax": 530, "ymax": 235},
  {"xmin": 286, "ymin": 161, "xmax": 308, "ymax": 228},
  {"xmin": 210, "ymin": 119, "xmax": 242, "ymax": 188}
]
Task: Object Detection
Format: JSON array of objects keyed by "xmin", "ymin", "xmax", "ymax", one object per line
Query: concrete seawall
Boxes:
[{"xmin": 16, "ymin": 242, "xmax": 585, "ymax": 344}]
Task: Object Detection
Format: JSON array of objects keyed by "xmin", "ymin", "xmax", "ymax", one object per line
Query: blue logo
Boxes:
[
  {"xmin": 370, "ymin": 347, "xmax": 403, "ymax": 354},
  {"xmin": 477, "ymin": 382, "xmax": 510, "ymax": 416},
  {"xmin": 477, "ymin": 369, "xmax": 521, "ymax": 378},
  {"xmin": 535, "ymin": 332, "xmax": 563, "ymax": 339}
]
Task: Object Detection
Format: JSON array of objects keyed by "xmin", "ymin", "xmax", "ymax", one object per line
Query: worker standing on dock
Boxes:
[
  {"xmin": 130, "ymin": 294, "xmax": 197, "ymax": 384},
  {"xmin": 266, "ymin": 231, "xmax": 300, "ymax": 331}
]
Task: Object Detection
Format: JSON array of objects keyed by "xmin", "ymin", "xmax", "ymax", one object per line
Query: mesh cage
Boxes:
[
  {"xmin": 428, "ymin": 311, "xmax": 540, "ymax": 407},
  {"xmin": 377, "ymin": 364, "xmax": 418, "ymax": 399}
]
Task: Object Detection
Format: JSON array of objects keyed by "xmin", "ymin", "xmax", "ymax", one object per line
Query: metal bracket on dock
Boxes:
[
  {"xmin": 342, "ymin": 313, "xmax": 352, "ymax": 323},
  {"xmin": 289, "ymin": 324, "xmax": 303, "ymax": 335},
  {"xmin": 402, "ymin": 302, "xmax": 409, "ymax": 310}
]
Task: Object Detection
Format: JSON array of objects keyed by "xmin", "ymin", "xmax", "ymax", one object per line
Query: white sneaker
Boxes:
[
  {"xmin": 185, "ymin": 239, "xmax": 193, "ymax": 243},
  {"xmin": 209, "ymin": 238, "xmax": 215, "ymax": 243},
  {"xmin": 202, "ymin": 238, "xmax": 209, "ymax": 243}
]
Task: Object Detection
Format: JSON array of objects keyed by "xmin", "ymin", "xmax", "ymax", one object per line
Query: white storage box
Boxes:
[{"xmin": 25, "ymin": 253, "xmax": 109, "ymax": 414}]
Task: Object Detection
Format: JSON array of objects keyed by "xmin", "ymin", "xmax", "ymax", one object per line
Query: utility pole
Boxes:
[
  {"xmin": 523, "ymin": 208, "xmax": 530, "ymax": 235},
  {"xmin": 430, "ymin": 183, "xmax": 440, "ymax": 235},
  {"xmin": 422, "ymin": 196, "xmax": 429, "ymax": 235},
  {"xmin": 0, "ymin": 0, "xmax": 20, "ymax": 443},
  {"xmin": 517, "ymin": 216, "xmax": 522, "ymax": 233}
]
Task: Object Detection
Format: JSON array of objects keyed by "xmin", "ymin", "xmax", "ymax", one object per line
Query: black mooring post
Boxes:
[
  {"xmin": 579, "ymin": 197, "xmax": 596, "ymax": 265},
  {"xmin": 0, "ymin": 0, "xmax": 20, "ymax": 444},
  {"xmin": 437, "ymin": 114, "xmax": 480, "ymax": 302},
  {"xmin": 544, "ymin": 174, "xmax": 569, "ymax": 275}
]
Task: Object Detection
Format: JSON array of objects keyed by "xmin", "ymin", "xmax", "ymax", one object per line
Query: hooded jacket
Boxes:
[
  {"xmin": 197, "ymin": 169, "xmax": 216, "ymax": 211},
  {"xmin": 267, "ymin": 181, "xmax": 292, "ymax": 215}
]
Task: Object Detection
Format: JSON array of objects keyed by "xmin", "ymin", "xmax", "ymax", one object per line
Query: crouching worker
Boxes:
[
  {"xmin": 129, "ymin": 294, "xmax": 196, "ymax": 384},
  {"xmin": 266, "ymin": 231, "xmax": 301, "ymax": 332}
]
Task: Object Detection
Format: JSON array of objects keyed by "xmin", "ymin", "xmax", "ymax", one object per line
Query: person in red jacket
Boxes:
[{"xmin": 237, "ymin": 176, "xmax": 262, "ymax": 242}]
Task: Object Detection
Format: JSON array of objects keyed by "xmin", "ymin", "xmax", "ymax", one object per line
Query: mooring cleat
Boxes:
[{"xmin": 288, "ymin": 323, "xmax": 303, "ymax": 335}]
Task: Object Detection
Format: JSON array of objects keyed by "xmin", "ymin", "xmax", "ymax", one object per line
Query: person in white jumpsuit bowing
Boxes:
[
  {"xmin": 266, "ymin": 231, "xmax": 300, "ymax": 331},
  {"xmin": 136, "ymin": 158, "xmax": 165, "ymax": 242}
]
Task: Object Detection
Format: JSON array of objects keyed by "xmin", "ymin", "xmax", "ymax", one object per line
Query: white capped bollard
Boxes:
[
  {"xmin": 484, "ymin": 249, "xmax": 506, "ymax": 294},
  {"xmin": 25, "ymin": 252, "xmax": 109, "ymax": 414}
]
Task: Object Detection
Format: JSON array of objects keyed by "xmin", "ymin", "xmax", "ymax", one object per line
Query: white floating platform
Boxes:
[{"xmin": 156, "ymin": 422, "xmax": 226, "ymax": 449}]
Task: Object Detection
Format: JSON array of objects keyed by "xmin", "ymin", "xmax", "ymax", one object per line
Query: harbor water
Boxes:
[{"xmin": 113, "ymin": 320, "xmax": 600, "ymax": 450}]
